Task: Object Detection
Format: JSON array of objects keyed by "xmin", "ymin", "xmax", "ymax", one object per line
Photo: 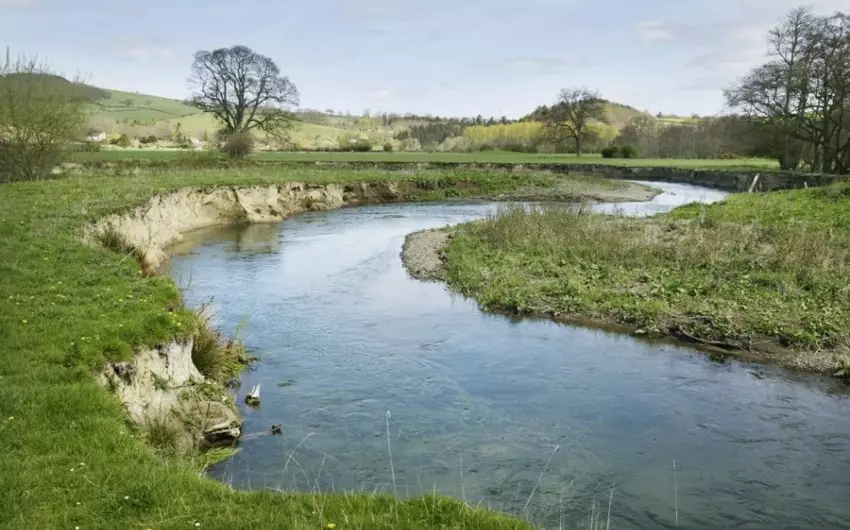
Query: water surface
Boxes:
[{"xmin": 169, "ymin": 183, "xmax": 850, "ymax": 529}]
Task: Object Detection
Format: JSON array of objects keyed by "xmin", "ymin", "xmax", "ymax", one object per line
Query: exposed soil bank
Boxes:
[{"xmin": 90, "ymin": 176, "xmax": 652, "ymax": 449}]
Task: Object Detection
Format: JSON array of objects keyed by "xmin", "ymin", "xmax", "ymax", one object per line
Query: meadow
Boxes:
[{"xmin": 68, "ymin": 148, "xmax": 781, "ymax": 170}]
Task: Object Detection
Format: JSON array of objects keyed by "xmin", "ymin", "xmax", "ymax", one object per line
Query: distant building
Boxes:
[{"xmin": 87, "ymin": 132, "xmax": 107, "ymax": 143}]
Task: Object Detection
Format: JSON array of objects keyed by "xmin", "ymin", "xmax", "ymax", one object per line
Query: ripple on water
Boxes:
[{"xmin": 170, "ymin": 184, "xmax": 850, "ymax": 529}]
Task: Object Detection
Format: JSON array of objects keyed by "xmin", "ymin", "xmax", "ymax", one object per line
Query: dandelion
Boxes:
[
  {"xmin": 327, "ymin": 524, "xmax": 337, "ymax": 529},
  {"xmin": 124, "ymin": 496, "xmax": 129, "ymax": 500},
  {"xmin": 21, "ymin": 319, "xmax": 27, "ymax": 324},
  {"xmin": 195, "ymin": 523, "xmax": 201, "ymax": 528}
]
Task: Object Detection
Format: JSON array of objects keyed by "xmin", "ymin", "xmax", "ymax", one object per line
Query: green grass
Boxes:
[
  {"xmin": 4, "ymin": 166, "xmax": 644, "ymax": 529},
  {"xmin": 443, "ymin": 183, "xmax": 850, "ymax": 371},
  {"xmin": 67, "ymin": 148, "xmax": 780, "ymax": 169},
  {"xmin": 89, "ymin": 89, "xmax": 199, "ymax": 122}
]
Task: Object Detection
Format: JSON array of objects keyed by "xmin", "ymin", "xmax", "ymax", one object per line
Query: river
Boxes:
[{"xmin": 168, "ymin": 182, "xmax": 850, "ymax": 529}]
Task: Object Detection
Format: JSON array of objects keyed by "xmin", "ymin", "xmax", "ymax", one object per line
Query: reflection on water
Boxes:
[{"xmin": 169, "ymin": 183, "xmax": 850, "ymax": 529}]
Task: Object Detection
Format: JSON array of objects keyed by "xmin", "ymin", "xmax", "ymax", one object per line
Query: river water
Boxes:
[{"xmin": 169, "ymin": 183, "xmax": 850, "ymax": 529}]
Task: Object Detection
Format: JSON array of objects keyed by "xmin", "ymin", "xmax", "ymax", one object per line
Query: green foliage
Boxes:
[
  {"xmin": 601, "ymin": 146, "xmax": 619, "ymax": 158},
  {"xmin": 139, "ymin": 135, "xmax": 158, "ymax": 145},
  {"xmin": 338, "ymin": 133, "xmax": 373, "ymax": 152},
  {"xmin": 191, "ymin": 312, "xmax": 249, "ymax": 383},
  {"xmin": 619, "ymin": 144, "xmax": 638, "ymax": 158},
  {"xmin": 65, "ymin": 148, "xmax": 782, "ymax": 170},
  {"xmin": 223, "ymin": 132, "xmax": 254, "ymax": 158},
  {"xmin": 110, "ymin": 133, "xmax": 132, "ymax": 147},
  {"xmin": 74, "ymin": 141, "xmax": 101, "ymax": 152},
  {"xmin": 0, "ymin": 60, "xmax": 89, "ymax": 182},
  {"xmin": 383, "ymin": 141, "xmax": 393, "ymax": 152}
]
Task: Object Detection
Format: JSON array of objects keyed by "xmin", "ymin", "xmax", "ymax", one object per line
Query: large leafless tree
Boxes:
[
  {"xmin": 543, "ymin": 88, "xmax": 606, "ymax": 156},
  {"xmin": 726, "ymin": 8, "xmax": 850, "ymax": 173},
  {"xmin": 190, "ymin": 45, "xmax": 299, "ymax": 138}
]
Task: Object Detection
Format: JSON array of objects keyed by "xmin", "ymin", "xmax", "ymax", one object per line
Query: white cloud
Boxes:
[
  {"xmin": 482, "ymin": 56, "xmax": 587, "ymax": 77},
  {"xmin": 118, "ymin": 38, "xmax": 174, "ymax": 60},
  {"xmin": 636, "ymin": 21, "xmax": 675, "ymax": 43}
]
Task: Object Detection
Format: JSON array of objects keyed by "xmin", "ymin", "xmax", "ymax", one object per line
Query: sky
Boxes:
[{"xmin": 1, "ymin": 0, "xmax": 846, "ymax": 118}]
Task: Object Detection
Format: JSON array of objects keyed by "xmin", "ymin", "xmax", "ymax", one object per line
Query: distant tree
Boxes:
[
  {"xmin": 190, "ymin": 45, "xmax": 299, "ymax": 144},
  {"xmin": 121, "ymin": 98, "xmax": 134, "ymax": 106},
  {"xmin": 544, "ymin": 88, "xmax": 606, "ymax": 156},
  {"xmin": 0, "ymin": 52, "xmax": 88, "ymax": 182}
]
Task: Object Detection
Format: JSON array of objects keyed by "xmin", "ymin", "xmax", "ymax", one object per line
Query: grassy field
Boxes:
[
  {"xmin": 443, "ymin": 183, "xmax": 850, "ymax": 372},
  {"xmin": 67, "ymin": 149, "xmax": 781, "ymax": 170},
  {"xmin": 90, "ymin": 89, "xmax": 199, "ymax": 122},
  {"xmin": 2, "ymin": 166, "xmax": 646, "ymax": 529}
]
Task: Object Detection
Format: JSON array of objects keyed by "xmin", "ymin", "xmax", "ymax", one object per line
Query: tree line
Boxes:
[{"xmin": 727, "ymin": 8, "xmax": 849, "ymax": 173}]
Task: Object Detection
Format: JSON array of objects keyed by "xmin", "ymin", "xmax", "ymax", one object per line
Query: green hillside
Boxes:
[{"xmin": 89, "ymin": 89, "xmax": 199, "ymax": 122}]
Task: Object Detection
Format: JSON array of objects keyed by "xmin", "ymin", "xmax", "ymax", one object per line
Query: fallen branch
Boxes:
[{"xmin": 668, "ymin": 324, "xmax": 746, "ymax": 351}]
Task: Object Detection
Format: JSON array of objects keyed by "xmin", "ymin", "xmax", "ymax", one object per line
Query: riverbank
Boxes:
[
  {"xmin": 404, "ymin": 183, "xmax": 850, "ymax": 373},
  {"xmin": 0, "ymin": 167, "xmax": 650, "ymax": 529}
]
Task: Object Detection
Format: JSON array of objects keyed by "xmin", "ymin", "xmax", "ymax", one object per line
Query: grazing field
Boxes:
[
  {"xmin": 89, "ymin": 89, "xmax": 199, "ymax": 122},
  {"xmin": 442, "ymin": 183, "xmax": 850, "ymax": 372},
  {"xmin": 68, "ymin": 148, "xmax": 781, "ymax": 170},
  {"xmin": 2, "ymin": 166, "xmax": 648, "ymax": 529}
]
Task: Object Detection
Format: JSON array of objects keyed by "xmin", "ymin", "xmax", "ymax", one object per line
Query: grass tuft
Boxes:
[{"xmin": 192, "ymin": 309, "xmax": 250, "ymax": 384}]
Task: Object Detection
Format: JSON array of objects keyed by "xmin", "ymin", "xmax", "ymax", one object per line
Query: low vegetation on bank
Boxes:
[
  {"xmin": 443, "ymin": 183, "xmax": 850, "ymax": 372},
  {"xmin": 1, "ymin": 167, "xmax": 645, "ymax": 529}
]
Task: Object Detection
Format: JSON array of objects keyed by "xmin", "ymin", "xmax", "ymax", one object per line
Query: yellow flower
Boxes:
[
  {"xmin": 327, "ymin": 524, "xmax": 337, "ymax": 529},
  {"xmin": 21, "ymin": 319, "xmax": 27, "ymax": 324}
]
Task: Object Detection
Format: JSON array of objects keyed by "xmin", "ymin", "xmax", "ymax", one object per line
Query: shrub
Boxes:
[
  {"xmin": 619, "ymin": 144, "xmax": 638, "ymax": 159},
  {"xmin": 0, "ymin": 57, "xmax": 88, "ymax": 182},
  {"xmin": 383, "ymin": 142, "xmax": 393, "ymax": 152},
  {"xmin": 139, "ymin": 135, "xmax": 158, "ymax": 145},
  {"xmin": 351, "ymin": 140, "xmax": 372, "ymax": 152},
  {"xmin": 110, "ymin": 134, "xmax": 132, "ymax": 148},
  {"xmin": 222, "ymin": 132, "xmax": 254, "ymax": 158},
  {"xmin": 75, "ymin": 141, "xmax": 101, "ymax": 152},
  {"xmin": 601, "ymin": 146, "xmax": 619, "ymax": 159}
]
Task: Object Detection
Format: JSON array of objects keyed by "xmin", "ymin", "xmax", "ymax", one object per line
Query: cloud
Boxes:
[
  {"xmin": 636, "ymin": 21, "xmax": 675, "ymax": 43},
  {"xmin": 482, "ymin": 56, "xmax": 587, "ymax": 77},
  {"xmin": 117, "ymin": 38, "xmax": 174, "ymax": 61}
]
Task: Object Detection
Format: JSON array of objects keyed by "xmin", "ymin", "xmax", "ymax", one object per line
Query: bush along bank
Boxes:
[
  {"xmin": 1, "ymin": 166, "xmax": 654, "ymax": 529},
  {"xmin": 436, "ymin": 182, "xmax": 850, "ymax": 375}
]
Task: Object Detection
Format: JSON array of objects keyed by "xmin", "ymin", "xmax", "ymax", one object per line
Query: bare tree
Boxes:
[
  {"xmin": 0, "ymin": 51, "xmax": 88, "ymax": 182},
  {"xmin": 726, "ymin": 8, "xmax": 850, "ymax": 173},
  {"xmin": 543, "ymin": 88, "xmax": 606, "ymax": 156},
  {"xmin": 189, "ymin": 45, "xmax": 299, "ymax": 142}
]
